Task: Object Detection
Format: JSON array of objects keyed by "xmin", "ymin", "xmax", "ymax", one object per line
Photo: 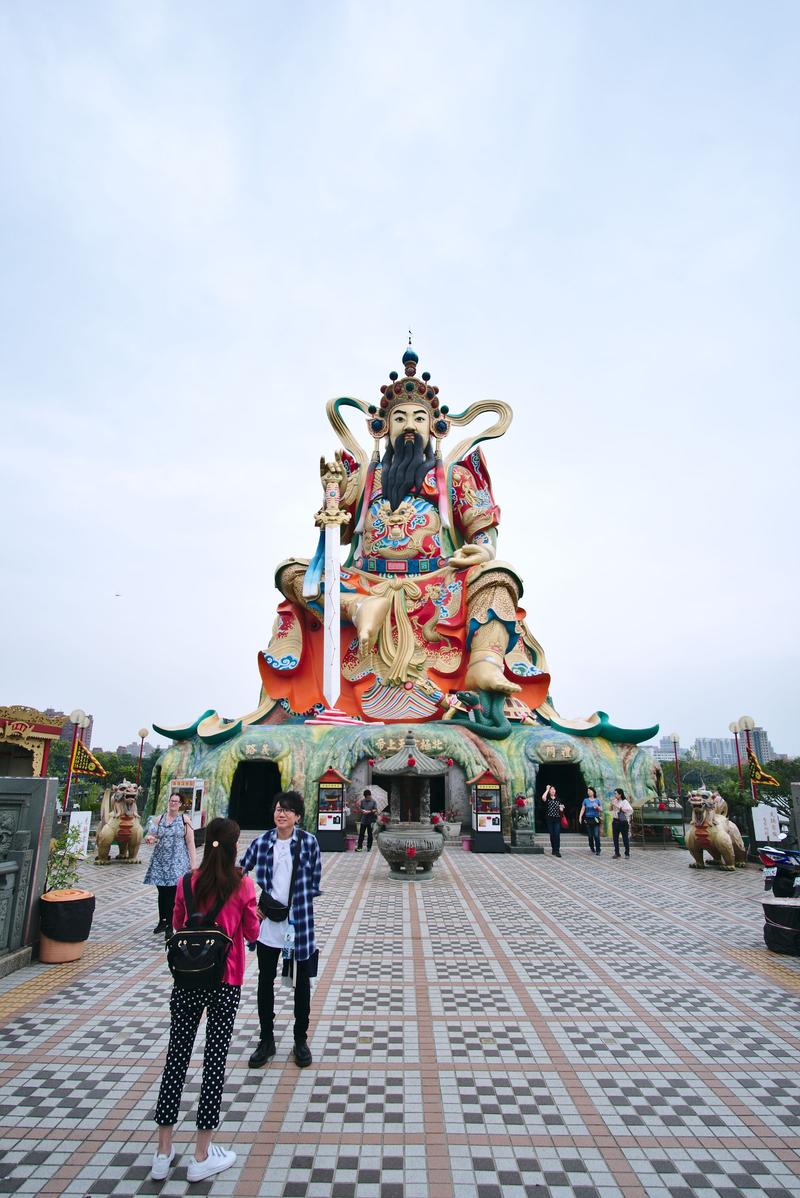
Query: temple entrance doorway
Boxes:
[
  {"xmin": 429, "ymin": 775, "xmax": 446, "ymax": 817},
  {"xmin": 229, "ymin": 761, "xmax": 281, "ymax": 830},
  {"xmin": 534, "ymin": 763, "xmax": 586, "ymax": 832}
]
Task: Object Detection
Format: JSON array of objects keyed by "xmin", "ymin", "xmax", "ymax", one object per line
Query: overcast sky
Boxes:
[{"xmin": 2, "ymin": 1, "xmax": 798, "ymax": 756}]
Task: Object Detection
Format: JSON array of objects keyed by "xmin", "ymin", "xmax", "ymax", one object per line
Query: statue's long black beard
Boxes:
[{"xmin": 381, "ymin": 433, "xmax": 436, "ymax": 512}]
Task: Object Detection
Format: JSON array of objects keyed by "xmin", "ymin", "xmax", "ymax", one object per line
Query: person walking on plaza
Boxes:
[
  {"xmin": 241, "ymin": 792, "xmax": 322, "ymax": 1070},
  {"xmin": 144, "ymin": 791, "xmax": 197, "ymax": 934},
  {"xmin": 541, "ymin": 784, "xmax": 565, "ymax": 857},
  {"xmin": 579, "ymin": 786, "xmax": 603, "ymax": 855},
  {"xmin": 611, "ymin": 788, "xmax": 633, "ymax": 858},
  {"xmin": 355, "ymin": 788, "xmax": 378, "ymax": 852},
  {"xmin": 151, "ymin": 817, "xmax": 260, "ymax": 1183}
]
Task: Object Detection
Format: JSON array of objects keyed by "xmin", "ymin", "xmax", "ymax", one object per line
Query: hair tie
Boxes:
[{"xmin": 212, "ymin": 840, "xmax": 219, "ymax": 848}]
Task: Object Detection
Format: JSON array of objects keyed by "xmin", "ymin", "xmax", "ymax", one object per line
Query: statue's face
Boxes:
[{"xmin": 389, "ymin": 403, "xmax": 431, "ymax": 448}]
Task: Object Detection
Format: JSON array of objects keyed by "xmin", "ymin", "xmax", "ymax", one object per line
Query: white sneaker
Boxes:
[
  {"xmin": 151, "ymin": 1147, "xmax": 176, "ymax": 1179},
  {"xmin": 186, "ymin": 1144, "xmax": 237, "ymax": 1182}
]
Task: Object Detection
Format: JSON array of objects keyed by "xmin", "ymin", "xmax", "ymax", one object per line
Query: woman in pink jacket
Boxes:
[{"xmin": 151, "ymin": 817, "xmax": 260, "ymax": 1184}]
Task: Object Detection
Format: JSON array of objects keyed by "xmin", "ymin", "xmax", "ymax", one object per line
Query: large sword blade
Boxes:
[{"xmin": 322, "ymin": 522, "xmax": 341, "ymax": 709}]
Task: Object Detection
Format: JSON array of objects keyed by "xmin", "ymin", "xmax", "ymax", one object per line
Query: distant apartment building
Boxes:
[
  {"xmin": 738, "ymin": 727, "xmax": 776, "ymax": 764},
  {"xmin": 645, "ymin": 736, "xmax": 690, "ymax": 762},
  {"xmin": 693, "ymin": 737, "xmax": 736, "ymax": 766},
  {"xmin": 43, "ymin": 708, "xmax": 94, "ymax": 749},
  {"xmin": 117, "ymin": 740, "xmax": 158, "ymax": 758}
]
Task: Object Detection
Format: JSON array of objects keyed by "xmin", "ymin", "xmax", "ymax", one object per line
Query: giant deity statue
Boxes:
[
  {"xmin": 152, "ymin": 345, "xmax": 660, "ymax": 826},
  {"xmin": 259, "ymin": 346, "xmax": 554, "ymax": 728}
]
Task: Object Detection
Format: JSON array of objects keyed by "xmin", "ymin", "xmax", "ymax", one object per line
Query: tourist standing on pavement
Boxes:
[
  {"xmin": 579, "ymin": 786, "xmax": 603, "ymax": 855},
  {"xmin": 541, "ymin": 784, "xmax": 565, "ymax": 857},
  {"xmin": 241, "ymin": 792, "xmax": 322, "ymax": 1070},
  {"xmin": 611, "ymin": 788, "xmax": 633, "ymax": 858},
  {"xmin": 355, "ymin": 788, "xmax": 378, "ymax": 852},
  {"xmin": 144, "ymin": 792, "xmax": 197, "ymax": 934},
  {"xmin": 151, "ymin": 817, "xmax": 260, "ymax": 1183}
]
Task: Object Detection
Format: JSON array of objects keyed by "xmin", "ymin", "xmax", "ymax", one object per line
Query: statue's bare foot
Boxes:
[
  {"xmin": 353, "ymin": 595, "xmax": 392, "ymax": 655},
  {"xmin": 464, "ymin": 658, "xmax": 521, "ymax": 695}
]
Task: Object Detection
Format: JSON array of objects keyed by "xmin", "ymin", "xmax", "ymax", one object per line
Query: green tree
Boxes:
[{"xmin": 44, "ymin": 739, "xmax": 160, "ymax": 814}]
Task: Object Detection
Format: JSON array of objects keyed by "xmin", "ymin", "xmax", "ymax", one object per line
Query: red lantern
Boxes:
[
  {"xmin": 407, "ymin": 756, "xmax": 416, "ymax": 767},
  {"xmin": 368, "ymin": 757, "xmax": 376, "ymax": 767},
  {"xmin": 406, "ymin": 844, "xmax": 417, "ymax": 857},
  {"xmin": 446, "ymin": 757, "xmax": 454, "ymax": 767},
  {"xmin": 658, "ymin": 801, "xmax": 667, "ymax": 811}
]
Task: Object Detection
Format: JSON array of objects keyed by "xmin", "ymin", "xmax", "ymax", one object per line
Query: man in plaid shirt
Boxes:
[{"xmin": 240, "ymin": 792, "xmax": 322, "ymax": 1069}]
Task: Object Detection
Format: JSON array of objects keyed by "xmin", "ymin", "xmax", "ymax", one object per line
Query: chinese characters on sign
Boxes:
[
  {"xmin": 539, "ymin": 743, "xmax": 573, "ymax": 761},
  {"xmin": 374, "ymin": 736, "xmax": 445, "ymax": 753}
]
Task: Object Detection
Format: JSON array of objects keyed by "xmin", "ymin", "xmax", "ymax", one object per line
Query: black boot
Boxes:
[
  {"xmin": 248, "ymin": 1037, "xmax": 276, "ymax": 1068},
  {"xmin": 293, "ymin": 1039, "xmax": 312, "ymax": 1067}
]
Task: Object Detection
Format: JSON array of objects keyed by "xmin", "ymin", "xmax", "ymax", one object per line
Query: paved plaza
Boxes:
[{"xmin": 1, "ymin": 836, "xmax": 799, "ymax": 1197}]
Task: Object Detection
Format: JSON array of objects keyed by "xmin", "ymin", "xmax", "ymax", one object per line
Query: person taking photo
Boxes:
[{"xmin": 540, "ymin": 784, "xmax": 565, "ymax": 857}]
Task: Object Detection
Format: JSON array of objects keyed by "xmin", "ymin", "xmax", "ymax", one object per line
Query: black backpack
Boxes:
[{"xmin": 165, "ymin": 873, "xmax": 233, "ymax": 990}]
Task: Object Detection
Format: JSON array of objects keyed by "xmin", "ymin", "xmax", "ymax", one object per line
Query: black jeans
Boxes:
[
  {"xmin": 357, "ymin": 819, "xmax": 375, "ymax": 850},
  {"xmin": 256, "ymin": 942, "xmax": 311, "ymax": 1043},
  {"xmin": 157, "ymin": 885, "xmax": 178, "ymax": 925},
  {"xmin": 585, "ymin": 821, "xmax": 601, "ymax": 853},
  {"xmin": 612, "ymin": 819, "xmax": 630, "ymax": 856},
  {"xmin": 547, "ymin": 817, "xmax": 561, "ymax": 854}
]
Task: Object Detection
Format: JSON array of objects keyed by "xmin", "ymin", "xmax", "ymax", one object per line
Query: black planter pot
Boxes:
[
  {"xmin": 40, "ymin": 890, "xmax": 96, "ymax": 942},
  {"xmin": 763, "ymin": 898, "xmax": 800, "ymax": 956}
]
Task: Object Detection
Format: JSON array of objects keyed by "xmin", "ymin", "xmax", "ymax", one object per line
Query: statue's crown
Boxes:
[{"xmin": 365, "ymin": 346, "xmax": 451, "ymax": 440}]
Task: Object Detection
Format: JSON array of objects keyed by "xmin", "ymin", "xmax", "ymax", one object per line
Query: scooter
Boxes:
[{"xmin": 758, "ymin": 845, "xmax": 800, "ymax": 898}]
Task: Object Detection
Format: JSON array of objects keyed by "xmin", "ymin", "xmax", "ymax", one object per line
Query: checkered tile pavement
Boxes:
[{"xmin": 0, "ymin": 833, "xmax": 799, "ymax": 1197}]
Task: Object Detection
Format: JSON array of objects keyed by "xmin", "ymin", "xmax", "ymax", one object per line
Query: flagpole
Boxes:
[
  {"xmin": 729, "ymin": 721, "xmax": 743, "ymax": 788},
  {"xmin": 63, "ymin": 707, "xmax": 88, "ymax": 816},
  {"xmin": 740, "ymin": 717, "xmax": 758, "ymax": 806}
]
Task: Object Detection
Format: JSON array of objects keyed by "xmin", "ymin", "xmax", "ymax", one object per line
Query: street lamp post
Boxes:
[
  {"xmin": 136, "ymin": 727, "xmax": 149, "ymax": 787},
  {"xmin": 735, "ymin": 715, "xmax": 760, "ymax": 862},
  {"xmin": 738, "ymin": 716, "xmax": 757, "ymax": 805},
  {"xmin": 63, "ymin": 708, "xmax": 89, "ymax": 815},
  {"xmin": 668, "ymin": 733, "xmax": 682, "ymax": 800},
  {"xmin": 729, "ymin": 720, "xmax": 744, "ymax": 788}
]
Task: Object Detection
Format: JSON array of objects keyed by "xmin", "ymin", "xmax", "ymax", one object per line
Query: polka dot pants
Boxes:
[{"xmin": 154, "ymin": 982, "xmax": 241, "ymax": 1131}]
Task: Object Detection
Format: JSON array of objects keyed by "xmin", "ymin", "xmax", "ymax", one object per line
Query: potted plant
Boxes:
[
  {"xmin": 39, "ymin": 825, "xmax": 96, "ymax": 963},
  {"xmin": 443, "ymin": 806, "xmax": 462, "ymax": 839}
]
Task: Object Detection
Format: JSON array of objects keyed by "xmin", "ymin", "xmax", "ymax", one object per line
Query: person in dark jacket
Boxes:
[{"xmin": 240, "ymin": 792, "xmax": 322, "ymax": 1069}]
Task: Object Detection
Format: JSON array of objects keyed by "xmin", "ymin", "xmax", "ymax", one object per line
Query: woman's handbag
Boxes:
[{"xmin": 560, "ymin": 815, "xmax": 569, "ymax": 829}]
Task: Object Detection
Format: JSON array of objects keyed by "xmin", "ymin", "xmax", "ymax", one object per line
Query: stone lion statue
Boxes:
[
  {"xmin": 685, "ymin": 790, "xmax": 746, "ymax": 871},
  {"xmin": 95, "ymin": 780, "xmax": 143, "ymax": 864}
]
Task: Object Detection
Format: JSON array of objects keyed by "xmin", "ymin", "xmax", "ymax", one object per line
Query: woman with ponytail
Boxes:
[{"xmin": 151, "ymin": 817, "xmax": 260, "ymax": 1184}]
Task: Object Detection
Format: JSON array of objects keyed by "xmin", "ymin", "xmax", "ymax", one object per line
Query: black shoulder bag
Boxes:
[{"xmin": 259, "ymin": 833, "xmax": 301, "ymax": 921}]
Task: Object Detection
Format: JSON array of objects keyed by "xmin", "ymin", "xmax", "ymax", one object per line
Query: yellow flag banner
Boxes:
[
  {"xmin": 71, "ymin": 739, "xmax": 108, "ymax": 778},
  {"xmin": 747, "ymin": 747, "xmax": 779, "ymax": 788}
]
